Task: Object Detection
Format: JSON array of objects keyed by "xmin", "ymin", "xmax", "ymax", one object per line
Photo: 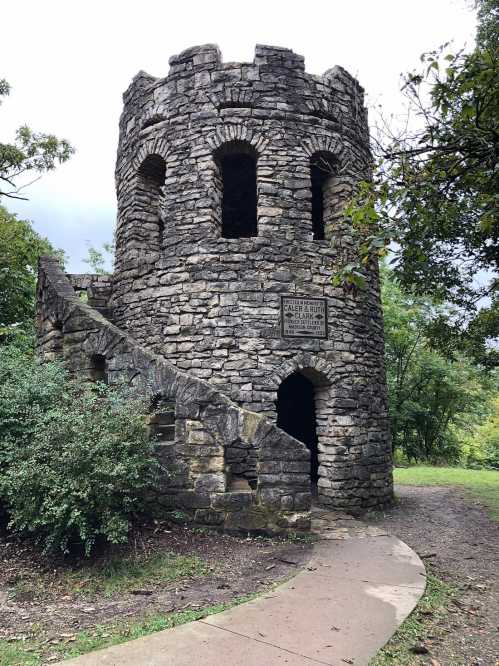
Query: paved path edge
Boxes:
[{"xmin": 58, "ymin": 528, "xmax": 426, "ymax": 666}]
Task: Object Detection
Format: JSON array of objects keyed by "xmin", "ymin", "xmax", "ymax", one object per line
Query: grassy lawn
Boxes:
[
  {"xmin": 0, "ymin": 595, "xmax": 258, "ymax": 665},
  {"xmin": 394, "ymin": 465, "xmax": 499, "ymax": 521}
]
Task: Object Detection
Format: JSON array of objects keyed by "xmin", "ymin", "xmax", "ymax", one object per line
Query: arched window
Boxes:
[
  {"xmin": 89, "ymin": 354, "xmax": 107, "ymax": 384},
  {"xmin": 137, "ymin": 154, "xmax": 166, "ymax": 249},
  {"xmin": 310, "ymin": 152, "xmax": 337, "ymax": 241},
  {"xmin": 215, "ymin": 141, "xmax": 257, "ymax": 238}
]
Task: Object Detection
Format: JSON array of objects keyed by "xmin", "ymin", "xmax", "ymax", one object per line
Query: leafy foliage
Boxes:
[
  {"xmin": 382, "ymin": 265, "xmax": 497, "ymax": 463},
  {"xmin": 337, "ymin": 0, "xmax": 498, "ymax": 365},
  {"xmin": 462, "ymin": 396, "xmax": 499, "ymax": 468},
  {"xmin": 0, "ymin": 205, "xmax": 60, "ymax": 335},
  {"xmin": 83, "ymin": 241, "xmax": 115, "ymax": 275},
  {"xmin": 0, "ymin": 343, "xmax": 159, "ymax": 555},
  {"xmin": 0, "ymin": 80, "xmax": 74, "ymax": 200}
]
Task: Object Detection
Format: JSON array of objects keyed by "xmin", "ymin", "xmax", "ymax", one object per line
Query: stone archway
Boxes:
[
  {"xmin": 276, "ymin": 372, "xmax": 319, "ymax": 484},
  {"xmin": 275, "ymin": 367, "xmax": 331, "ymax": 492}
]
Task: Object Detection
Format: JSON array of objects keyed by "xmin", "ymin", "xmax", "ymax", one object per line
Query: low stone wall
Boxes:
[
  {"xmin": 36, "ymin": 256, "xmax": 311, "ymax": 532},
  {"xmin": 67, "ymin": 273, "xmax": 114, "ymax": 320}
]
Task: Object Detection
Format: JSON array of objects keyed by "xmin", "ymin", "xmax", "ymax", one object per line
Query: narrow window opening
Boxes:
[
  {"xmin": 310, "ymin": 152, "xmax": 337, "ymax": 241},
  {"xmin": 90, "ymin": 354, "xmax": 107, "ymax": 384},
  {"xmin": 226, "ymin": 440, "xmax": 257, "ymax": 491},
  {"xmin": 137, "ymin": 154, "xmax": 166, "ymax": 249},
  {"xmin": 216, "ymin": 142, "xmax": 257, "ymax": 238},
  {"xmin": 149, "ymin": 396, "xmax": 177, "ymax": 473},
  {"xmin": 138, "ymin": 154, "xmax": 166, "ymax": 185},
  {"xmin": 149, "ymin": 395, "xmax": 176, "ymax": 443}
]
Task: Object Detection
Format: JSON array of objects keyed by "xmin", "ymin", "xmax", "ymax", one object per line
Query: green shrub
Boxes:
[
  {"xmin": 461, "ymin": 396, "xmax": 499, "ymax": 469},
  {"xmin": 0, "ymin": 343, "xmax": 159, "ymax": 555}
]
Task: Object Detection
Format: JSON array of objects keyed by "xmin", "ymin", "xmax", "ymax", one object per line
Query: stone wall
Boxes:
[
  {"xmin": 36, "ymin": 256, "xmax": 311, "ymax": 532},
  {"xmin": 108, "ymin": 44, "xmax": 392, "ymax": 512},
  {"xmin": 68, "ymin": 273, "xmax": 113, "ymax": 320}
]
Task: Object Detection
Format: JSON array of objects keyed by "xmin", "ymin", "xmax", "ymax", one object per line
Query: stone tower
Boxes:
[{"xmin": 108, "ymin": 44, "xmax": 392, "ymax": 513}]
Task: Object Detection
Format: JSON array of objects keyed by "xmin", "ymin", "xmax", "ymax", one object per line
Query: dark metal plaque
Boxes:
[{"xmin": 280, "ymin": 296, "xmax": 328, "ymax": 339}]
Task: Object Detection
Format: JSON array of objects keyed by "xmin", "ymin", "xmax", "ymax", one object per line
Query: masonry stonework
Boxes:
[{"xmin": 37, "ymin": 44, "xmax": 393, "ymax": 526}]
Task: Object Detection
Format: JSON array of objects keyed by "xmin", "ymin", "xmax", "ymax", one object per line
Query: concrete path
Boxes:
[{"xmin": 60, "ymin": 510, "xmax": 426, "ymax": 665}]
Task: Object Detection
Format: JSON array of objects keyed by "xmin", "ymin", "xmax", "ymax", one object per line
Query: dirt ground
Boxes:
[
  {"xmin": 2, "ymin": 488, "xmax": 497, "ymax": 665},
  {"xmin": 368, "ymin": 485, "xmax": 499, "ymax": 666},
  {"xmin": 0, "ymin": 520, "xmax": 313, "ymax": 645}
]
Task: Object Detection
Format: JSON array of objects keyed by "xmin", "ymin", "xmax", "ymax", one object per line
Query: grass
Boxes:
[
  {"xmin": 286, "ymin": 530, "xmax": 317, "ymax": 544},
  {"xmin": 394, "ymin": 465, "xmax": 499, "ymax": 521},
  {"xmin": 8, "ymin": 551, "xmax": 208, "ymax": 602},
  {"xmin": 63, "ymin": 551, "xmax": 208, "ymax": 597},
  {"xmin": 370, "ymin": 572, "xmax": 455, "ymax": 665},
  {"xmin": 0, "ymin": 593, "xmax": 260, "ymax": 665}
]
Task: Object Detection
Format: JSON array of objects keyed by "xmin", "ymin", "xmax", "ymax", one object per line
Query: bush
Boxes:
[
  {"xmin": 0, "ymin": 343, "xmax": 159, "ymax": 555},
  {"xmin": 461, "ymin": 396, "xmax": 499, "ymax": 469}
]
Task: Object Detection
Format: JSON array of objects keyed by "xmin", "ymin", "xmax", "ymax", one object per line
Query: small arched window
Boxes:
[
  {"xmin": 89, "ymin": 354, "xmax": 107, "ymax": 384},
  {"xmin": 310, "ymin": 152, "xmax": 337, "ymax": 241},
  {"xmin": 215, "ymin": 141, "xmax": 257, "ymax": 238},
  {"xmin": 137, "ymin": 154, "xmax": 166, "ymax": 249}
]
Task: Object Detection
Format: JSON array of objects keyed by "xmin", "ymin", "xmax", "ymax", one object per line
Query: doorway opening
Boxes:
[
  {"xmin": 89, "ymin": 353, "xmax": 107, "ymax": 384},
  {"xmin": 276, "ymin": 372, "xmax": 319, "ymax": 484}
]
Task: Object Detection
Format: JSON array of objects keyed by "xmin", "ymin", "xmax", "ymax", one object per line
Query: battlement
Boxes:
[
  {"xmin": 162, "ymin": 43, "xmax": 362, "ymax": 90},
  {"xmin": 120, "ymin": 44, "xmax": 367, "ymax": 143}
]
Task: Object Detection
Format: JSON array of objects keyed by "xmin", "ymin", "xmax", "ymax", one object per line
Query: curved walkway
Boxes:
[{"xmin": 61, "ymin": 510, "xmax": 426, "ymax": 666}]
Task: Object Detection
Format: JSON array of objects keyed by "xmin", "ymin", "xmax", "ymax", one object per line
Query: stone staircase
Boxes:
[{"xmin": 36, "ymin": 256, "xmax": 312, "ymax": 534}]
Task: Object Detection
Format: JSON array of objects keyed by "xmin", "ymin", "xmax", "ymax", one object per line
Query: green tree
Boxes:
[
  {"xmin": 338, "ymin": 0, "xmax": 498, "ymax": 365},
  {"xmin": 464, "ymin": 395, "xmax": 499, "ymax": 467},
  {"xmin": 0, "ymin": 79, "xmax": 74, "ymax": 337},
  {"xmin": 382, "ymin": 265, "xmax": 496, "ymax": 463},
  {"xmin": 0, "ymin": 78, "xmax": 74, "ymax": 200},
  {"xmin": 0, "ymin": 205, "xmax": 60, "ymax": 336},
  {"xmin": 83, "ymin": 241, "xmax": 115, "ymax": 274}
]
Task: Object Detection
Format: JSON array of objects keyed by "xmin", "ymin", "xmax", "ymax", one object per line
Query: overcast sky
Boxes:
[{"xmin": 1, "ymin": 0, "xmax": 476, "ymax": 272}]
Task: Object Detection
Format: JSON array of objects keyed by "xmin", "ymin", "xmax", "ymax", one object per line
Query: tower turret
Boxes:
[{"xmin": 110, "ymin": 44, "xmax": 392, "ymax": 512}]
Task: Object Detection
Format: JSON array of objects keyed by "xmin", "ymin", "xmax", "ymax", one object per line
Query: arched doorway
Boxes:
[{"xmin": 276, "ymin": 372, "xmax": 319, "ymax": 485}]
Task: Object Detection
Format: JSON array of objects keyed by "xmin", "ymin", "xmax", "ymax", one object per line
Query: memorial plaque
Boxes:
[{"xmin": 280, "ymin": 296, "xmax": 328, "ymax": 339}]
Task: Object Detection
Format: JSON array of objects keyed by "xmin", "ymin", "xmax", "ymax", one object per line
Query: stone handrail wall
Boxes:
[{"xmin": 36, "ymin": 256, "xmax": 311, "ymax": 532}]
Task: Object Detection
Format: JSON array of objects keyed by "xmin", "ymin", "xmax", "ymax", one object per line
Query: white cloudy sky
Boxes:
[{"xmin": 1, "ymin": 0, "xmax": 476, "ymax": 272}]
